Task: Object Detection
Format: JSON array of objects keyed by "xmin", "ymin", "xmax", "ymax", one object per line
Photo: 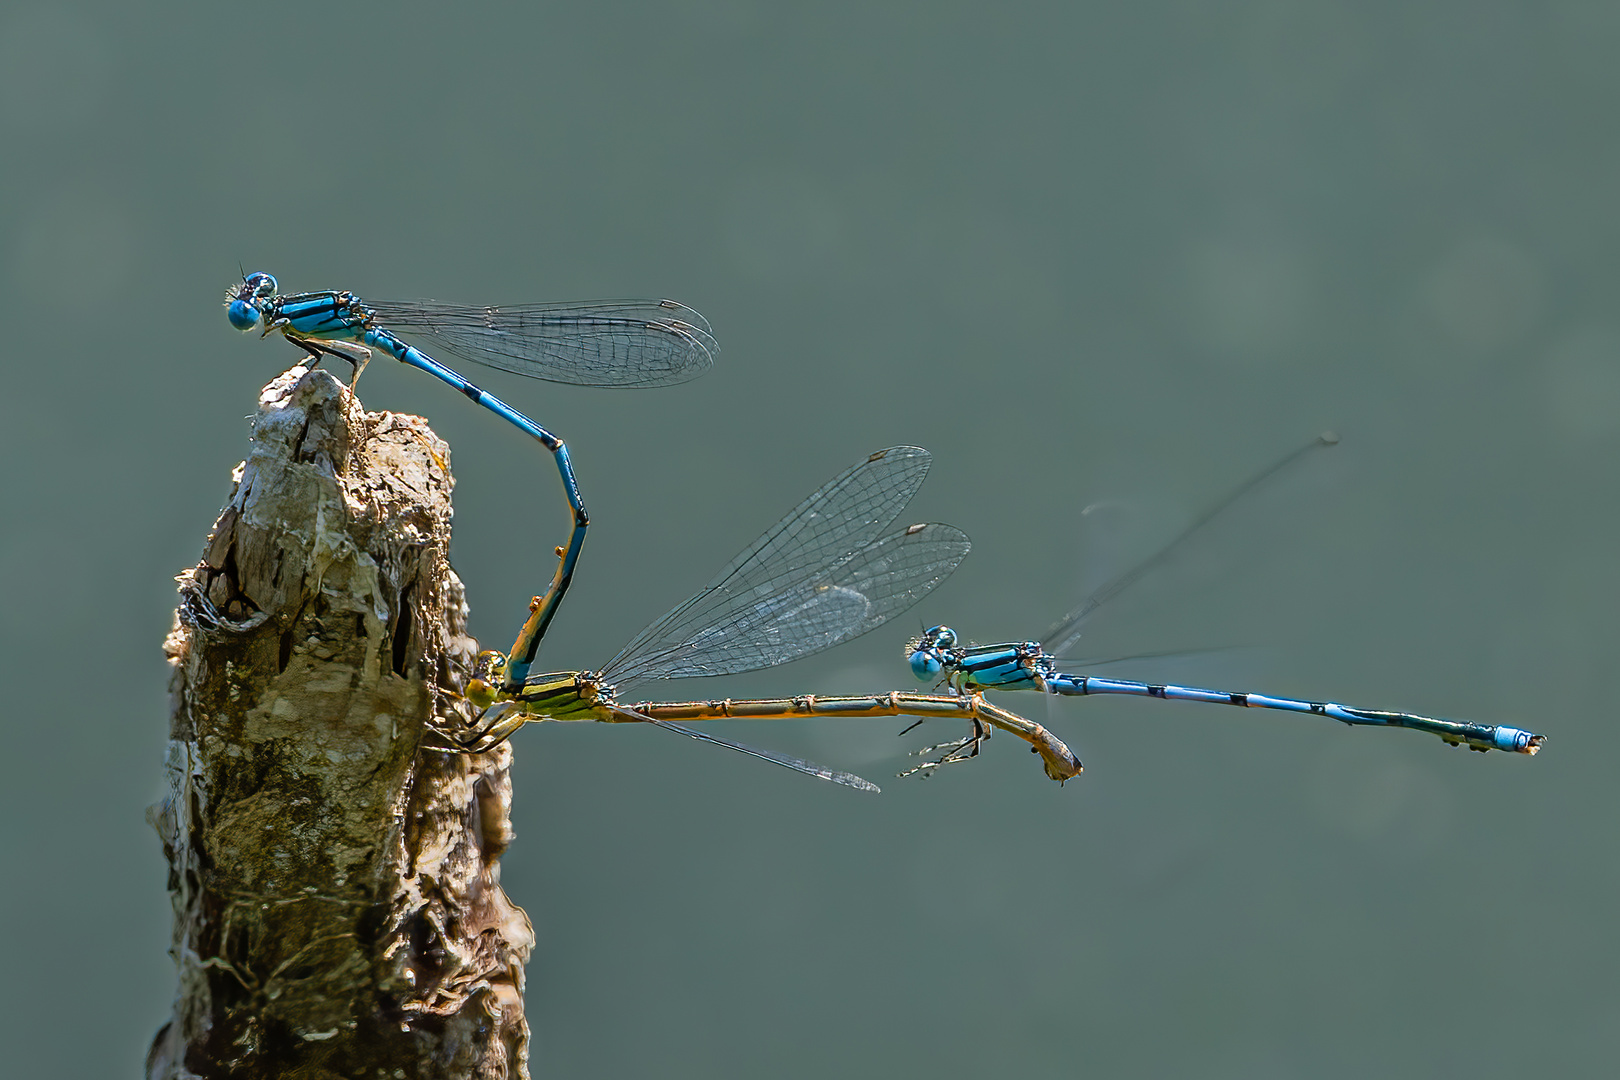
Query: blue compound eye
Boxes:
[
  {"xmin": 243, "ymin": 271, "xmax": 277, "ymax": 297},
  {"xmin": 909, "ymin": 649, "xmax": 942, "ymax": 680},
  {"xmin": 226, "ymin": 271, "xmax": 278, "ymax": 330},
  {"xmin": 227, "ymin": 298, "xmax": 262, "ymax": 331}
]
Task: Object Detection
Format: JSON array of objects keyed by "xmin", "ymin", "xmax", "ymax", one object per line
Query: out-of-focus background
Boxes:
[{"xmin": 2, "ymin": 2, "xmax": 1613, "ymax": 1075}]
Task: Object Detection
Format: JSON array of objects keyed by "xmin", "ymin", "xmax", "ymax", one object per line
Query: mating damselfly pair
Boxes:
[{"xmin": 226, "ymin": 273, "xmax": 1544, "ymax": 791}]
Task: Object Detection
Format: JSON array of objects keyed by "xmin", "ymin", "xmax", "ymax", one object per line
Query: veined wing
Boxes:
[
  {"xmin": 612, "ymin": 705, "xmax": 880, "ymax": 792},
  {"xmin": 1042, "ymin": 434, "xmax": 1336, "ymax": 656},
  {"xmin": 602, "ymin": 447, "xmax": 969, "ymax": 688},
  {"xmin": 364, "ymin": 297, "xmax": 717, "ymax": 388}
]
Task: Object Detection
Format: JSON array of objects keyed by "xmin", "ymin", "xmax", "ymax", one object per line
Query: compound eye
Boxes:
[
  {"xmin": 474, "ymin": 649, "xmax": 508, "ymax": 681},
  {"xmin": 226, "ymin": 272, "xmax": 278, "ymax": 331},
  {"xmin": 909, "ymin": 649, "xmax": 942, "ymax": 681},
  {"xmin": 226, "ymin": 298, "xmax": 262, "ymax": 331},
  {"xmin": 243, "ymin": 271, "xmax": 278, "ymax": 299},
  {"xmin": 928, "ymin": 626, "xmax": 956, "ymax": 649}
]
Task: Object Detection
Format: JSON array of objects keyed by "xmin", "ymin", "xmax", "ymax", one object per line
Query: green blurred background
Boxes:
[{"xmin": 2, "ymin": 1, "xmax": 1614, "ymax": 1075}]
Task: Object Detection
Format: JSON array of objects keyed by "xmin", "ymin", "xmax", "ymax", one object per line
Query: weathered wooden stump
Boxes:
[{"xmin": 150, "ymin": 368, "xmax": 533, "ymax": 1079}]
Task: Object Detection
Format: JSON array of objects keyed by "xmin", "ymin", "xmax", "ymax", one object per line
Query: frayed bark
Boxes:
[{"xmin": 150, "ymin": 368, "xmax": 532, "ymax": 1079}]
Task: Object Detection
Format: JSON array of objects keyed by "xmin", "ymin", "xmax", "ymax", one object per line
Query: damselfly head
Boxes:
[
  {"xmin": 466, "ymin": 650, "xmax": 508, "ymax": 708},
  {"xmin": 225, "ymin": 271, "xmax": 278, "ymax": 331},
  {"xmin": 906, "ymin": 625, "xmax": 956, "ymax": 681}
]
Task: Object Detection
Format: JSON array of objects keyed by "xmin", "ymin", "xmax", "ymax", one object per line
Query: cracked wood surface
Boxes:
[{"xmin": 150, "ymin": 368, "xmax": 533, "ymax": 1079}]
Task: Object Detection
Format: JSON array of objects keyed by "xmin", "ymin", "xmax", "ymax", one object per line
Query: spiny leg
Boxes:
[
  {"xmin": 281, "ymin": 334, "xmax": 371, "ymax": 388},
  {"xmin": 428, "ymin": 701, "xmax": 530, "ymax": 755},
  {"xmin": 898, "ymin": 718, "xmax": 989, "ymax": 779},
  {"xmin": 426, "ymin": 678, "xmax": 512, "ymax": 753}
]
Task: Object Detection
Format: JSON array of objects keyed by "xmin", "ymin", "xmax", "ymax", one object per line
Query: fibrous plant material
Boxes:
[{"xmin": 150, "ymin": 368, "xmax": 532, "ymax": 1079}]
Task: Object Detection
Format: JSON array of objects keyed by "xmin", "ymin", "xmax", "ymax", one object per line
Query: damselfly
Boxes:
[
  {"xmin": 226, "ymin": 271, "xmax": 717, "ymax": 673},
  {"xmin": 907, "ymin": 436, "xmax": 1545, "ymax": 762},
  {"xmin": 440, "ymin": 447, "xmax": 1083, "ymax": 789}
]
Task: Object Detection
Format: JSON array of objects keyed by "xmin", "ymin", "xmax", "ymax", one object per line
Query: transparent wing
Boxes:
[
  {"xmin": 601, "ymin": 447, "xmax": 970, "ymax": 688},
  {"xmin": 1048, "ymin": 645, "xmax": 1251, "ymax": 669},
  {"xmin": 612, "ymin": 705, "xmax": 880, "ymax": 792},
  {"xmin": 1042, "ymin": 434, "xmax": 1337, "ymax": 656},
  {"xmin": 364, "ymin": 297, "xmax": 717, "ymax": 388},
  {"xmin": 605, "ymin": 524, "xmax": 971, "ymax": 685}
]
